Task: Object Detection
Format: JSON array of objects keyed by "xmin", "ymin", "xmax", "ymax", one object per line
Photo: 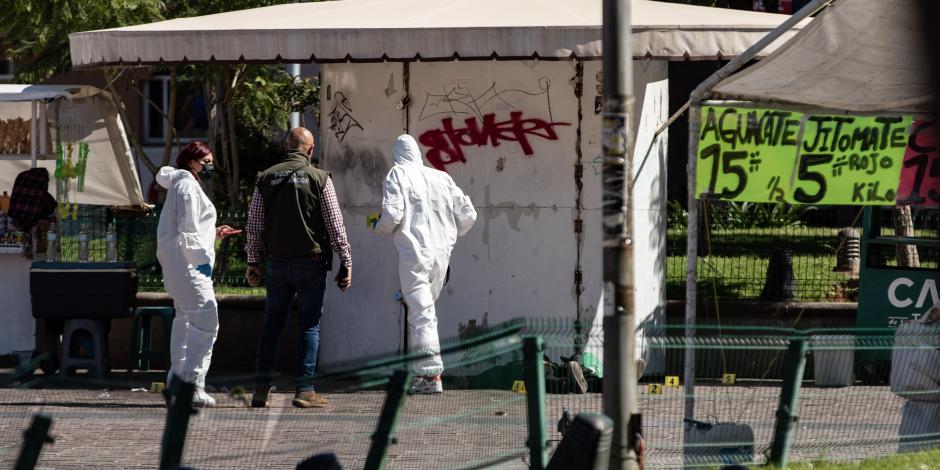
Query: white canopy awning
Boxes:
[
  {"xmin": 0, "ymin": 85, "xmax": 145, "ymax": 208},
  {"xmin": 0, "ymin": 84, "xmax": 101, "ymax": 102},
  {"xmin": 711, "ymin": 0, "xmax": 932, "ymax": 115},
  {"xmin": 70, "ymin": 0, "xmax": 807, "ymax": 66}
]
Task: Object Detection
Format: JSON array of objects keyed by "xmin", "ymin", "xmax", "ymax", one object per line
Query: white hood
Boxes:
[
  {"xmin": 393, "ymin": 134, "xmax": 423, "ymax": 166},
  {"xmin": 156, "ymin": 166, "xmax": 194, "ymax": 189}
]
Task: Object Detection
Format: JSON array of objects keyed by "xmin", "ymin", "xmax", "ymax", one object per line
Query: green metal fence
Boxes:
[
  {"xmin": 666, "ymin": 202, "xmax": 939, "ymax": 302},
  {"xmin": 114, "ymin": 206, "xmax": 260, "ymax": 295},
  {"xmin": 3, "ymin": 320, "xmax": 940, "ymax": 469}
]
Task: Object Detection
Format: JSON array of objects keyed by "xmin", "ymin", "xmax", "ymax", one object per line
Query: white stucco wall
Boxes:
[{"xmin": 318, "ymin": 59, "xmax": 667, "ymax": 371}]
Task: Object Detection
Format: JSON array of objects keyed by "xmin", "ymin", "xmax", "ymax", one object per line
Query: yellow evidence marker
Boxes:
[
  {"xmin": 367, "ymin": 212, "xmax": 381, "ymax": 229},
  {"xmin": 665, "ymin": 376, "xmax": 680, "ymax": 388},
  {"xmin": 648, "ymin": 383, "xmax": 663, "ymax": 395},
  {"xmin": 511, "ymin": 380, "xmax": 527, "ymax": 394},
  {"xmin": 149, "ymin": 382, "xmax": 166, "ymax": 393},
  {"xmin": 722, "ymin": 373, "xmax": 737, "ymax": 385}
]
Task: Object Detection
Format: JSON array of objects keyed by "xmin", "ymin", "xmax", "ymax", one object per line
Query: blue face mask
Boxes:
[{"xmin": 198, "ymin": 163, "xmax": 215, "ymax": 181}]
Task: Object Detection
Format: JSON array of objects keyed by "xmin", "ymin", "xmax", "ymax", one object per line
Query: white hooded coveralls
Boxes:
[
  {"xmin": 377, "ymin": 135, "xmax": 477, "ymax": 376},
  {"xmin": 156, "ymin": 167, "xmax": 219, "ymax": 392}
]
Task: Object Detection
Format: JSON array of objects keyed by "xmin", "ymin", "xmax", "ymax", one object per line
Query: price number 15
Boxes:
[{"xmin": 700, "ymin": 143, "xmax": 747, "ymax": 199}]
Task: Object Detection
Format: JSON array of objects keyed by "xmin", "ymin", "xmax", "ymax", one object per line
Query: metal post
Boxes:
[
  {"xmin": 602, "ymin": 1, "xmax": 639, "ymax": 469},
  {"xmin": 39, "ymin": 101, "xmax": 47, "ymax": 162},
  {"xmin": 523, "ymin": 336, "xmax": 548, "ymax": 470},
  {"xmin": 769, "ymin": 338, "xmax": 809, "ymax": 467},
  {"xmin": 683, "ymin": 103, "xmax": 700, "ymax": 425},
  {"xmin": 288, "ymin": 63, "xmax": 302, "ymax": 128},
  {"xmin": 14, "ymin": 414, "xmax": 54, "ymax": 470},
  {"xmin": 364, "ymin": 369, "xmax": 411, "ymax": 470},
  {"xmin": 30, "ymin": 100, "xmax": 37, "ymax": 168},
  {"xmin": 159, "ymin": 375, "xmax": 195, "ymax": 470}
]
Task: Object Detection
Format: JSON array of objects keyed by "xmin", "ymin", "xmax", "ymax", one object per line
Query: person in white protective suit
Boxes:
[
  {"xmin": 156, "ymin": 141, "xmax": 237, "ymax": 407},
  {"xmin": 891, "ymin": 304, "xmax": 940, "ymax": 453},
  {"xmin": 376, "ymin": 134, "xmax": 477, "ymax": 394}
]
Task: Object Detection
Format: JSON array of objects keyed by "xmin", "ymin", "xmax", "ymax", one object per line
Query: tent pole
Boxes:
[
  {"xmin": 682, "ymin": 0, "xmax": 832, "ymax": 431},
  {"xmin": 30, "ymin": 100, "xmax": 37, "ymax": 168},
  {"xmin": 39, "ymin": 101, "xmax": 47, "ymax": 162}
]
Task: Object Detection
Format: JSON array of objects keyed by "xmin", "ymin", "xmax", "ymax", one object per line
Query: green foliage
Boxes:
[
  {"xmin": 163, "ymin": 0, "xmax": 294, "ymax": 18},
  {"xmin": 668, "ymin": 199, "xmax": 689, "ymax": 229},
  {"xmin": 231, "ymin": 65, "xmax": 319, "ymax": 135},
  {"xmin": 1, "ymin": 0, "xmax": 165, "ymax": 82},
  {"xmin": 708, "ymin": 201, "xmax": 817, "ymax": 229},
  {"xmin": 667, "ymin": 200, "xmax": 818, "ymax": 230}
]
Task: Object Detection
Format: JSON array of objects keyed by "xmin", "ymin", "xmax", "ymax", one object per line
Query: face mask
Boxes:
[{"xmin": 198, "ymin": 163, "xmax": 215, "ymax": 181}]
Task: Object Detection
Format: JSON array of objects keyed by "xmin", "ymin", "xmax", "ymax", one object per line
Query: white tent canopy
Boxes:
[
  {"xmin": 711, "ymin": 0, "xmax": 932, "ymax": 114},
  {"xmin": 0, "ymin": 84, "xmax": 100, "ymax": 102},
  {"xmin": 70, "ymin": 0, "xmax": 806, "ymax": 66},
  {"xmin": 0, "ymin": 85, "xmax": 145, "ymax": 208}
]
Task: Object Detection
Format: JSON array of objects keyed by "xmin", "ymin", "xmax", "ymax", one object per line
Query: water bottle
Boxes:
[
  {"xmin": 46, "ymin": 223, "xmax": 58, "ymax": 262},
  {"xmin": 106, "ymin": 224, "xmax": 118, "ymax": 262},
  {"xmin": 78, "ymin": 225, "xmax": 89, "ymax": 262}
]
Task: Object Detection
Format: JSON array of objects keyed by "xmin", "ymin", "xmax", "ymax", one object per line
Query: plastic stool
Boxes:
[
  {"xmin": 129, "ymin": 307, "xmax": 175, "ymax": 372},
  {"xmin": 61, "ymin": 319, "xmax": 110, "ymax": 379}
]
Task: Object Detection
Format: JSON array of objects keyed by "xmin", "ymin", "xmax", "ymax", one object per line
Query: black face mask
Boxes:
[{"xmin": 198, "ymin": 163, "xmax": 215, "ymax": 181}]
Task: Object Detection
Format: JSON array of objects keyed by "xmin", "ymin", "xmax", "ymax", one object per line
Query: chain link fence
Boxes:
[{"xmin": 667, "ymin": 202, "xmax": 940, "ymax": 302}]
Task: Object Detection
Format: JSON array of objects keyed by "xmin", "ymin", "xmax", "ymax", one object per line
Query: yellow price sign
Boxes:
[
  {"xmin": 665, "ymin": 376, "xmax": 680, "ymax": 388},
  {"xmin": 722, "ymin": 373, "xmax": 737, "ymax": 385},
  {"xmin": 511, "ymin": 380, "xmax": 527, "ymax": 394},
  {"xmin": 648, "ymin": 383, "xmax": 663, "ymax": 395}
]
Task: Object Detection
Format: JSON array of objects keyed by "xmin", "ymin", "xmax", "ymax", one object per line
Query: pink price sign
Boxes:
[{"xmin": 897, "ymin": 119, "xmax": 940, "ymax": 206}]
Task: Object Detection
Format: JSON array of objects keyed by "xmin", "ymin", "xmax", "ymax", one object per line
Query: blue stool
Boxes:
[
  {"xmin": 128, "ymin": 307, "xmax": 175, "ymax": 372},
  {"xmin": 61, "ymin": 319, "xmax": 110, "ymax": 379}
]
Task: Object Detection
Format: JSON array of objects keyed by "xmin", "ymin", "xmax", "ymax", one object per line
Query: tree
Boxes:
[
  {"xmin": 1, "ymin": 0, "xmax": 164, "ymax": 83},
  {"xmin": 3, "ymin": 0, "xmax": 321, "ymax": 208}
]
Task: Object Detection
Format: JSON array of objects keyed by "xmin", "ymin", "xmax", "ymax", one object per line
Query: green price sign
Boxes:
[
  {"xmin": 696, "ymin": 106, "xmax": 914, "ymax": 205},
  {"xmin": 696, "ymin": 106, "xmax": 803, "ymax": 202},
  {"xmin": 787, "ymin": 115, "xmax": 912, "ymax": 205}
]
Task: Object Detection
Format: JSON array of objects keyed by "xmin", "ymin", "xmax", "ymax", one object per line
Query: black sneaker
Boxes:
[{"xmin": 251, "ymin": 386, "xmax": 270, "ymax": 408}]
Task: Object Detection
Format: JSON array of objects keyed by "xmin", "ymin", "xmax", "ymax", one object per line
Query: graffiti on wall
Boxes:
[
  {"xmin": 416, "ymin": 78, "xmax": 569, "ymax": 171},
  {"xmin": 418, "ymin": 111, "xmax": 570, "ymax": 171},
  {"xmin": 328, "ymin": 91, "xmax": 364, "ymax": 143}
]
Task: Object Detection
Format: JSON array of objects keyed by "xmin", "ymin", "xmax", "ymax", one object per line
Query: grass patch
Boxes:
[
  {"xmin": 780, "ymin": 450, "xmax": 940, "ymax": 469},
  {"xmin": 665, "ymin": 227, "xmax": 851, "ymax": 302}
]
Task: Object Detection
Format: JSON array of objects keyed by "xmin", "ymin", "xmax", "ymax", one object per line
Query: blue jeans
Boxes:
[{"xmin": 255, "ymin": 257, "xmax": 326, "ymax": 392}]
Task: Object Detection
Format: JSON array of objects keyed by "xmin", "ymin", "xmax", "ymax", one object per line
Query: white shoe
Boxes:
[
  {"xmin": 193, "ymin": 389, "xmax": 216, "ymax": 407},
  {"xmin": 407, "ymin": 377, "xmax": 443, "ymax": 395}
]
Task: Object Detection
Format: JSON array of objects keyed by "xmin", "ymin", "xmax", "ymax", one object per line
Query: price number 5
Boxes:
[{"xmin": 792, "ymin": 153, "xmax": 833, "ymax": 203}]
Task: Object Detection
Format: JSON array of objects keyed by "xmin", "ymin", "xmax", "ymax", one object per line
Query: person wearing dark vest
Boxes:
[{"xmin": 244, "ymin": 127, "xmax": 352, "ymax": 409}]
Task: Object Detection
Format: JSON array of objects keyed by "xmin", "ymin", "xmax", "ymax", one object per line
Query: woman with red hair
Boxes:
[{"xmin": 155, "ymin": 141, "xmax": 237, "ymax": 407}]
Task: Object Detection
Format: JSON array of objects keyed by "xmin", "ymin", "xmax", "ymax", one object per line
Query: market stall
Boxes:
[
  {"xmin": 0, "ymin": 84, "xmax": 144, "ymax": 361},
  {"xmin": 680, "ymin": 0, "xmax": 936, "ymax": 460}
]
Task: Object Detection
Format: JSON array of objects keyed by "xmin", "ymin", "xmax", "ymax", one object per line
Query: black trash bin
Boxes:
[{"xmin": 30, "ymin": 262, "xmax": 138, "ymax": 319}]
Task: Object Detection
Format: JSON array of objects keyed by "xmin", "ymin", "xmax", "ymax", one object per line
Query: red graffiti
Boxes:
[{"xmin": 418, "ymin": 111, "xmax": 570, "ymax": 171}]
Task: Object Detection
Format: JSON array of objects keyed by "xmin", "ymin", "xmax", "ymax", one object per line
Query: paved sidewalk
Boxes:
[
  {"xmin": 0, "ymin": 384, "xmax": 907, "ymax": 469},
  {"xmin": 0, "ymin": 388, "xmax": 531, "ymax": 470}
]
